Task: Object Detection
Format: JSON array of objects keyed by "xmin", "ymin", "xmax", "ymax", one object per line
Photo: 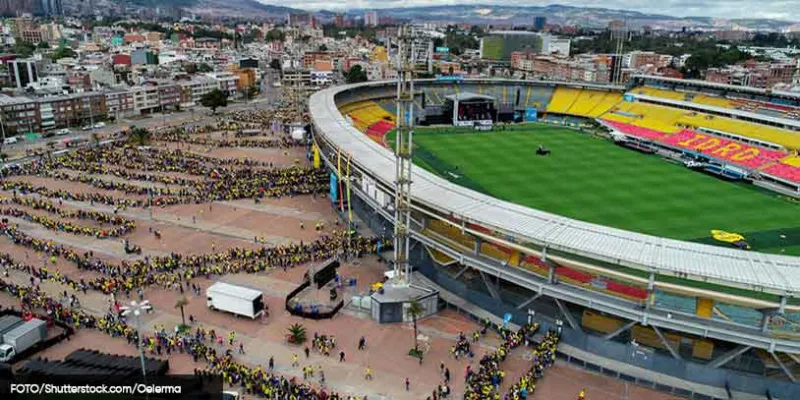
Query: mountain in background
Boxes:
[
  {"xmin": 64, "ymin": 1, "xmax": 799, "ymax": 31},
  {"xmin": 65, "ymin": 0, "xmax": 301, "ymax": 19},
  {"xmin": 340, "ymin": 4, "xmax": 798, "ymax": 31}
]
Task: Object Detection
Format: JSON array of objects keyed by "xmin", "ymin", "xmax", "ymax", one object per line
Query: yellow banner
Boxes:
[{"xmin": 711, "ymin": 229, "xmax": 745, "ymax": 244}]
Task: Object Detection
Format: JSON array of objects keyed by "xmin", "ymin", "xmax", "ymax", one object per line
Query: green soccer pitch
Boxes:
[{"xmin": 388, "ymin": 124, "xmax": 800, "ymax": 255}]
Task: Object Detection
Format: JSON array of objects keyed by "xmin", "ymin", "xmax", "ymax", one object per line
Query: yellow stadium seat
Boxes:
[
  {"xmin": 780, "ymin": 155, "xmax": 800, "ymax": 167},
  {"xmin": 340, "ymin": 101, "xmax": 396, "ymax": 133},
  {"xmin": 675, "ymin": 113, "xmax": 800, "ymax": 150},
  {"xmin": 547, "ymin": 87, "xmax": 581, "ymax": 113}
]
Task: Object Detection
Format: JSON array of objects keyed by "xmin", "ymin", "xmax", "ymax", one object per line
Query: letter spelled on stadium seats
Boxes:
[
  {"xmin": 711, "ymin": 143, "xmax": 742, "ymax": 157},
  {"xmin": 678, "ymin": 133, "xmax": 706, "ymax": 148},
  {"xmin": 696, "ymin": 138, "xmax": 722, "ymax": 151},
  {"xmin": 730, "ymin": 148, "xmax": 760, "ymax": 161}
]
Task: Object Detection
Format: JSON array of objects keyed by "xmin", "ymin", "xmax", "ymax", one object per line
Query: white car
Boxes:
[
  {"xmin": 93, "ymin": 122, "xmax": 106, "ymax": 128},
  {"xmin": 56, "ymin": 128, "xmax": 71, "ymax": 136},
  {"xmin": 3, "ymin": 137, "xmax": 18, "ymax": 145}
]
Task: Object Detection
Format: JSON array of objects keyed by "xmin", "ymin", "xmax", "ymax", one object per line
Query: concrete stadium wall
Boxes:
[{"xmin": 345, "ymin": 182, "xmax": 799, "ymax": 400}]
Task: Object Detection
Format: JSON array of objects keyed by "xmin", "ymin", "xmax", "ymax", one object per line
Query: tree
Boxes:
[
  {"xmin": 37, "ymin": 41, "xmax": 50, "ymax": 49},
  {"xmin": 13, "ymin": 41, "xmax": 36, "ymax": 58},
  {"xmin": 197, "ymin": 63, "xmax": 214, "ymax": 73},
  {"xmin": 91, "ymin": 132, "xmax": 100, "ymax": 148},
  {"xmin": 128, "ymin": 127, "xmax": 152, "ymax": 147},
  {"xmin": 52, "ymin": 46, "xmax": 76, "ymax": 61},
  {"xmin": 200, "ymin": 89, "xmax": 228, "ymax": 114},
  {"xmin": 175, "ymin": 297, "xmax": 189, "ymax": 326},
  {"xmin": 265, "ymin": 29, "xmax": 285, "ymax": 42},
  {"xmin": 319, "ymin": 44, "xmax": 328, "ymax": 52},
  {"xmin": 287, "ymin": 323, "xmax": 307, "ymax": 344},
  {"xmin": 345, "ymin": 65, "xmax": 368, "ymax": 84},
  {"xmin": 406, "ymin": 300, "xmax": 424, "ymax": 353}
]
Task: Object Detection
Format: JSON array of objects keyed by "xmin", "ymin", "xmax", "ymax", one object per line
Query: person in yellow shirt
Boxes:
[
  {"xmin": 578, "ymin": 388, "xmax": 586, "ymax": 400},
  {"xmin": 364, "ymin": 366, "xmax": 373, "ymax": 380}
]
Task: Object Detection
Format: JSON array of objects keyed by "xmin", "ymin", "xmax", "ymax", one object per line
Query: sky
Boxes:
[{"xmin": 262, "ymin": 0, "xmax": 798, "ymax": 21}]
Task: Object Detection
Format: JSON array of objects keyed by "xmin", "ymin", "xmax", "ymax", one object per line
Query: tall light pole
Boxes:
[{"xmin": 121, "ymin": 299, "xmax": 152, "ymax": 381}]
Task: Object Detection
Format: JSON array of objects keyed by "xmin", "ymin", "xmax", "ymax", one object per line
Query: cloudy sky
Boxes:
[{"xmin": 264, "ymin": 0, "xmax": 797, "ymax": 20}]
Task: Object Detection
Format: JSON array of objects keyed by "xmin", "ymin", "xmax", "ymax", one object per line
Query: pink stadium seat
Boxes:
[
  {"xmin": 763, "ymin": 163, "xmax": 800, "ymax": 183},
  {"xmin": 602, "ymin": 120, "xmax": 667, "ymax": 141},
  {"xmin": 662, "ymin": 130, "xmax": 786, "ymax": 169}
]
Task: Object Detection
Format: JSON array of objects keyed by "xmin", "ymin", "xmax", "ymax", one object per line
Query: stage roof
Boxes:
[{"xmin": 444, "ymin": 92, "xmax": 496, "ymax": 102}]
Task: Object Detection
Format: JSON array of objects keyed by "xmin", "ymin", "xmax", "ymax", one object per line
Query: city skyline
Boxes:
[{"xmin": 257, "ymin": 0, "xmax": 799, "ymax": 21}]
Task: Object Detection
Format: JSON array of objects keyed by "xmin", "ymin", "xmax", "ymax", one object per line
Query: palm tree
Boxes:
[
  {"xmin": 91, "ymin": 132, "xmax": 100, "ymax": 148},
  {"xmin": 128, "ymin": 127, "xmax": 152, "ymax": 147},
  {"xmin": 406, "ymin": 300, "xmax": 425, "ymax": 352},
  {"xmin": 287, "ymin": 323, "xmax": 307, "ymax": 344},
  {"xmin": 175, "ymin": 297, "xmax": 189, "ymax": 326}
]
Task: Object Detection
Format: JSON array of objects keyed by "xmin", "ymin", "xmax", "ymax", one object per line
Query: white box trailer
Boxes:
[
  {"xmin": 0, "ymin": 318, "xmax": 47, "ymax": 362},
  {"xmin": 0, "ymin": 315, "xmax": 23, "ymax": 340},
  {"xmin": 206, "ymin": 282, "xmax": 264, "ymax": 319}
]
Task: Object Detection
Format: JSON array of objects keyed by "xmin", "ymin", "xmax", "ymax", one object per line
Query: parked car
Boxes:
[
  {"xmin": 2, "ymin": 137, "xmax": 18, "ymax": 145},
  {"xmin": 56, "ymin": 128, "xmax": 71, "ymax": 136},
  {"xmin": 93, "ymin": 122, "xmax": 106, "ymax": 128}
]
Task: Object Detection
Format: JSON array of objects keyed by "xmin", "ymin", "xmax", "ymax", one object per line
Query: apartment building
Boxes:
[{"xmin": 0, "ymin": 95, "xmax": 40, "ymax": 135}]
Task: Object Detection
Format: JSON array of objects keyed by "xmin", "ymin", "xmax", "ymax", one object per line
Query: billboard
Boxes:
[
  {"xmin": 435, "ymin": 74, "xmax": 464, "ymax": 82},
  {"xmin": 525, "ymin": 107, "xmax": 538, "ymax": 121},
  {"xmin": 329, "ymin": 173, "xmax": 338, "ymax": 203},
  {"xmin": 435, "ymin": 46, "xmax": 450, "ymax": 53}
]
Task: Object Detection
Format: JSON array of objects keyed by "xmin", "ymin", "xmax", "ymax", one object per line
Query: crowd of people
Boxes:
[
  {"xmin": 2, "ymin": 223, "xmax": 390, "ymax": 295},
  {"xmin": 0, "ymin": 196, "xmax": 135, "ymax": 238},
  {"xmin": 311, "ymin": 333, "xmax": 337, "ymax": 356},
  {"xmin": 463, "ymin": 322, "xmax": 540, "ymax": 400},
  {"xmin": 154, "ymin": 127, "xmax": 302, "ymax": 149},
  {"xmin": 506, "ymin": 329, "xmax": 561, "ymax": 400},
  {"xmin": 0, "ymin": 142, "xmax": 328, "ymax": 209},
  {"xmin": 0, "ymin": 207, "xmax": 132, "ymax": 239},
  {"xmin": 0, "ymin": 276, "xmax": 366, "ymax": 400}
]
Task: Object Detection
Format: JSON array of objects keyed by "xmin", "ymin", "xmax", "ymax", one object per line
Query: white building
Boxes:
[
  {"xmin": 178, "ymin": 75, "xmax": 218, "ymax": 107},
  {"xmin": 205, "ymin": 72, "xmax": 239, "ymax": 98},
  {"xmin": 542, "ymin": 35, "xmax": 571, "ymax": 56},
  {"xmin": 364, "ymin": 11, "xmax": 378, "ymax": 27},
  {"xmin": 131, "ymin": 84, "xmax": 160, "ymax": 114}
]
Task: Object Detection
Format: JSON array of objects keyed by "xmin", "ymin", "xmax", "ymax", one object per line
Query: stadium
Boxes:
[{"xmin": 309, "ymin": 76, "xmax": 800, "ymax": 400}]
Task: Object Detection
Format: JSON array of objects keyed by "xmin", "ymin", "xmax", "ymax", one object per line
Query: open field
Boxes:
[{"xmin": 394, "ymin": 124, "xmax": 800, "ymax": 255}]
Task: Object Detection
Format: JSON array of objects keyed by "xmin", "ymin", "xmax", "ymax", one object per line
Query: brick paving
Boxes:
[{"xmin": 0, "ymin": 119, "xmax": 688, "ymax": 399}]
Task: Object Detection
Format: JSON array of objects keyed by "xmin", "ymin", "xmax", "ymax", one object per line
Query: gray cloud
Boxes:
[{"xmin": 260, "ymin": 0, "xmax": 798, "ymax": 20}]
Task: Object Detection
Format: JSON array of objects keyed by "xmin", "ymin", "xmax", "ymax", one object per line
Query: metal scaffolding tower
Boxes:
[
  {"xmin": 609, "ymin": 20, "xmax": 628, "ymax": 86},
  {"xmin": 391, "ymin": 26, "xmax": 429, "ymax": 286}
]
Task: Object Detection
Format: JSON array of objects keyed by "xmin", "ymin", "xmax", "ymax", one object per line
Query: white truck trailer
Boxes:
[
  {"xmin": 0, "ymin": 318, "xmax": 47, "ymax": 362},
  {"xmin": 0, "ymin": 315, "xmax": 23, "ymax": 340},
  {"xmin": 206, "ymin": 282, "xmax": 265, "ymax": 319}
]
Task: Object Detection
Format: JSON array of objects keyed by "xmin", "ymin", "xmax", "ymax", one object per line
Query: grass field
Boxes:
[{"xmin": 391, "ymin": 124, "xmax": 800, "ymax": 255}]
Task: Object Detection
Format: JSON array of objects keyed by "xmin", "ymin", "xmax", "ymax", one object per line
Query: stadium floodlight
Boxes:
[{"xmin": 121, "ymin": 300, "xmax": 152, "ymax": 381}]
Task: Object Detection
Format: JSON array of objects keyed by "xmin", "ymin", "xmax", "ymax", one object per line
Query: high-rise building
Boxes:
[
  {"xmin": 364, "ymin": 11, "xmax": 378, "ymax": 27},
  {"xmin": 1, "ymin": 0, "xmax": 40, "ymax": 16},
  {"xmin": 40, "ymin": 0, "xmax": 63, "ymax": 16},
  {"xmin": 9, "ymin": 59, "xmax": 40, "ymax": 89},
  {"xmin": 533, "ymin": 16, "xmax": 547, "ymax": 31}
]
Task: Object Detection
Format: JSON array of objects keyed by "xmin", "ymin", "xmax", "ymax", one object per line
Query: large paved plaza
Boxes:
[{"xmin": 0, "ymin": 108, "xmax": 683, "ymax": 400}]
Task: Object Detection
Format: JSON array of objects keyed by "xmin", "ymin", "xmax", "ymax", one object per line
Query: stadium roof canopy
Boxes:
[
  {"xmin": 633, "ymin": 74, "xmax": 800, "ymax": 101},
  {"xmin": 444, "ymin": 92, "xmax": 496, "ymax": 102},
  {"xmin": 310, "ymin": 79, "xmax": 800, "ymax": 296}
]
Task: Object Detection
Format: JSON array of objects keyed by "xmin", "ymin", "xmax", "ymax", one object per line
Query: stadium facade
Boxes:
[{"xmin": 309, "ymin": 77, "xmax": 800, "ymax": 400}]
